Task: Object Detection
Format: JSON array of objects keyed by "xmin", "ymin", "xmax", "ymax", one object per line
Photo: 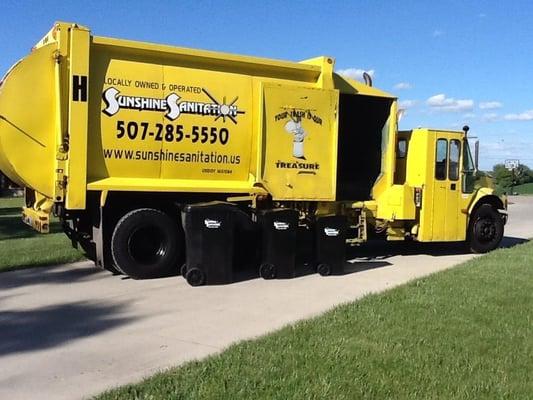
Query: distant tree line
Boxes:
[{"xmin": 492, "ymin": 163, "xmax": 533, "ymax": 189}]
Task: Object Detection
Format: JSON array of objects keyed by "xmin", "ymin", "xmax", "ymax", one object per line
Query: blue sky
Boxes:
[{"xmin": 2, "ymin": 0, "xmax": 532, "ymax": 170}]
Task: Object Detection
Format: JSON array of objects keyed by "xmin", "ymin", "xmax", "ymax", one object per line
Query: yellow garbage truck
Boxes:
[{"xmin": 0, "ymin": 22, "xmax": 507, "ymax": 279}]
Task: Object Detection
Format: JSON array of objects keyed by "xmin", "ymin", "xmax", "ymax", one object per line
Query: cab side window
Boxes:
[
  {"xmin": 397, "ymin": 138, "xmax": 408, "ymax": 158},
  {"xmin": 449, "ymin": 140, "xmax": 461, "ymax": 181},
  {"xmin": 435, "ymin": 139, "xmax": 448, "ymax": 180}
]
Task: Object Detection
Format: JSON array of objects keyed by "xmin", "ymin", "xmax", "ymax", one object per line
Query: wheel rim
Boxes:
[
  {"xmin": 127, "ymin": 225, "xmax": 167, "ymax": 265},
  {"xmin": 474, "ymin": 217, "xmax": 497, "ymax": 243}
]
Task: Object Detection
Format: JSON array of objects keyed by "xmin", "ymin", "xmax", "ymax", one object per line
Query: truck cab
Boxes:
[{"xmin": 371, "ymin": 126, "xmax": 506, "ymax": 252}]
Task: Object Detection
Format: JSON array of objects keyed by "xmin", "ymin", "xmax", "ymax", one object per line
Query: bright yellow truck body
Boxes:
[{"xmin": 0, "ymin": 22, "xmax": 506, "ymax": 278}]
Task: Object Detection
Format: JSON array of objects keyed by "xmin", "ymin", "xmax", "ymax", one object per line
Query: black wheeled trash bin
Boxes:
[
  {"xmin": 315, "ymin": 215, "xmax": 348, "ymax": 276},
  {"xmin": 181, "ymin": 202, "xmax": 242, "ymax": 286},
  {"xmin": 258, "ymin": 208, "xmax": 299, "ymax": 279}
]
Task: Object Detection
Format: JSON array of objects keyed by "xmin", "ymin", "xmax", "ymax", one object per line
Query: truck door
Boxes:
[{"xmin": 432, "ymin": 136, "xmax": 462, "ymax": 241}]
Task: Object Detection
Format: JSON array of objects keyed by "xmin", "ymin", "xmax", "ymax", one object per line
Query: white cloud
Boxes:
[
  {"xmin": 336, "ymin": 68, "xmax": 375, "ymax": 82},
  {"xmin": 481, "ymin": 139, "xmax": 533, "ymax": 168},
  {"xmin": 399, "ymin": 99, "xmax": 417, "ymax": 109},
  {"xmin": 463, "ymin": 113, "xmax": 476, "ymax": 119},
  {"xmin": 432, "ymin": 29, "xmax": 444, "ymax": 37},
  {"xmin": 504, "ymin": 110, "xmax": 533, "ymax": 121},
  {"xmin": 394, "ymin": 82, "xmax": 412, "ymax": 90},
  {"xmin": 482, "ymin": 113, "xmax": 499, "ymax": 122},
  {"xmin": 426, "ymin": 94, "xmax": 474, "ymax": 112},
  {"xmin": 479, "ymin": 101, "xmax": 503, "ymax": 110}
]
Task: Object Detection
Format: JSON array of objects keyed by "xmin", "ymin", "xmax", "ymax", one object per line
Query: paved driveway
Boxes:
[{"xmin": 0, "ymin": 196, "xmax": 531, "ymax": 400}]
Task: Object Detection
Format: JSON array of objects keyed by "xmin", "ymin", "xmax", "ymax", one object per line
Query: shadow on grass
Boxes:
[
  {"xmin": 0, "ymin": 300, "xmax": 136, "ymax": 356},
  {"xmin": 0, "ymin": 207, "xmax": 22, "ymax": 217},
  {"xmin": 0, "ymin": 216, "xmax": 63, "ymax": 241},
  {"xmin": 0, "ymin": 262, "xmax": 106, "ymax": 290}
]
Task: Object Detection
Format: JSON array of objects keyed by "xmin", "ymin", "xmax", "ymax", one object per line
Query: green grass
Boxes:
[
  {"xmin": 513, "ymin": 182, "xmax": 533, "ymax": 195},
  {"xmin": 97, "ymin": 241, "xmax": 533, "ymax": 400},
  {"xmin": 0, "ymin": 197, "xmax": 85, "ymax": 272}
]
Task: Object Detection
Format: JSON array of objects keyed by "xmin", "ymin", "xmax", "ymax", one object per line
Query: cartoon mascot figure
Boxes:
[{"xmin": 284, "ymin": 117, "xmax": 307, "ymax": 159}]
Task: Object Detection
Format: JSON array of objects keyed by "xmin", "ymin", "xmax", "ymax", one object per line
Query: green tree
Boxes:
[
  {"xmin": 493, "ymin": 164, "xmax": 513, "ymax": 188},
  {"xmin": 492, "ymin": 163, "xmax": 533, "ymax": 188}
]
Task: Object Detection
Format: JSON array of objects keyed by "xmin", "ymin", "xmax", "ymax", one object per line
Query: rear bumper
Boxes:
[{"xmin": 22, "ymin": 206, "xmax": 50, "ymax": 233}]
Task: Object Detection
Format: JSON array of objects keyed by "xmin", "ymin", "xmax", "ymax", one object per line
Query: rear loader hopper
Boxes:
[{"xmin": 0, "ymin": 40, "xmax": 59, "ymax": 199}]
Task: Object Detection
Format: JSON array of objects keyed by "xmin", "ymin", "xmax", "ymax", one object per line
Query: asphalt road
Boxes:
[{"xmin": 0, "ymin": 196, "xmax": 531, "ymax": 400}]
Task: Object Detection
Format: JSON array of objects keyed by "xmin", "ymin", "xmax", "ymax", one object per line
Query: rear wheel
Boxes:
[
  {"xmin": 468, "ymin": 204, "xmax": 504, "ymax": 253},
  {"xmin": 111, "ymin": 208, "xmax": 182, "ymax": 279}
]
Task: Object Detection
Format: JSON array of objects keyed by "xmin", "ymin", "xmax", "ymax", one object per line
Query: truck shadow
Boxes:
[
  {"xmin": 0, "ymin": 300, "xmax": 136, "ymax": 357},
  {"xmin": 348, "ymin": 236, "xmax": 529, "ymax": 260},
  {"xmin": 500, "ymin": 236, "xmax": 529, "ymax": 248},
  {"xmin": 0, "ymin": 263, "xmax": 107, "ymax": 291},
  {"xmin": 341, "ymin": 260, "xmax": 393, "ymax": 274},
  {"xmin": 231, "ymin": 259, "xmax": 393, "ymax": 283}
]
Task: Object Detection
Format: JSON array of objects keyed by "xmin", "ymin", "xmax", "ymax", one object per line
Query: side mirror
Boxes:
[{"xmin": 474, "ymin": 140, "xmax": 479, "ymax": 172}]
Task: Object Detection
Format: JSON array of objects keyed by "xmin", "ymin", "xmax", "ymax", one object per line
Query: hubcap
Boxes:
[{"xmin": 475, "ymin": 218, "xmax": 496, "ymax": 242}]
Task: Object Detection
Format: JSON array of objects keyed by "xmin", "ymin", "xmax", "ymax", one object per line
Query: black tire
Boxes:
[
  {"xmin": 111, "ymin": 208, "xmax": 182, "ymax": 279},
  {"xmin": 468, "ymin": 204, "xmax": 504, "ymax": 253},
  {"xmin": 180, "ymin": 263, "xmax": 188, "ymax": 277},
  {"xmin": 102, "ymin": 260, "xmax": 123, "ymax": 275},
  {"xmin": 259, "ymin": 263, "xmax": 276, "ymax": 280},
  {"xmin": 186, "ymin": 267, "xmax": 205, "ymax": 286},
  {"xmin": 317, "ymin": 263, "xmax": 331, "ymax": 276}
]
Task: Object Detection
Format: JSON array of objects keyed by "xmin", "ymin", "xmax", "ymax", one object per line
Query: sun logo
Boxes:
[{"xmin": 202, "ymin": 89, "xmax": 245, "ymax": 124}]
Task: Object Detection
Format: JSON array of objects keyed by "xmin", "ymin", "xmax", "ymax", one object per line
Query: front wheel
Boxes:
[
  {"xmin": 111, "ymin": 208, "xmax": 182, "ymax": 279},
  {"xmin": 468, "ymin": 204, "xmax": 504, "ymax": 253}
]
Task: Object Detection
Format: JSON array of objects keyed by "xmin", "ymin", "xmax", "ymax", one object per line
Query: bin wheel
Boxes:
[
  {"xmin": 186, "ymin": 268, "xmax": 205, "ymax": 286},
  {"xmin": 111, "ymin": 208, "xmax": 182, "ymax": 279},
  {"xmin": 259, "ymin": 263, "xmax": 276, "ymax": 280},
  {"xmin": 180, "ymin": 263, "xmax": 188, "ymax": 277},
  {"xmin": 317, "ymin": 263, "xmax": 331, "ymax": 276}
]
